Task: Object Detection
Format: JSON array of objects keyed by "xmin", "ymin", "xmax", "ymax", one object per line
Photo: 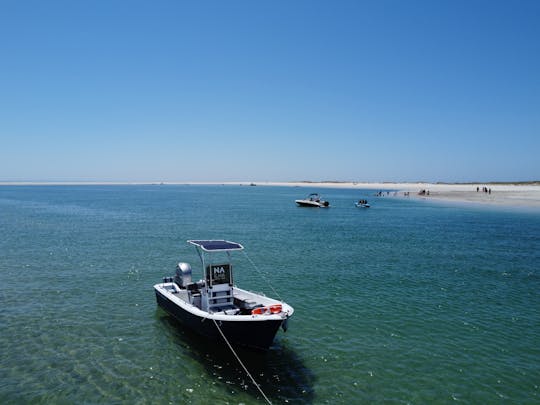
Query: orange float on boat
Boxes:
[
  {"xmin": 251, "ymin": 304, "xmax": 282, "ymax": 315},
  {"xmin": 251, "ymin": 306, "xmax": 267, "ymax": 315}
]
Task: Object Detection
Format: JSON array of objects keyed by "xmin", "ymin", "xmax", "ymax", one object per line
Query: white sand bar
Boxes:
[{"xmin": 257, "ymin": 182, "xmax": 540, "ymax": 209}]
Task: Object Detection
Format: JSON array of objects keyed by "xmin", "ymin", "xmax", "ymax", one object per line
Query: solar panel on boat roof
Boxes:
[{"xmin": 188, "ymin": 240, "xmax": 244, "ymax": 251}]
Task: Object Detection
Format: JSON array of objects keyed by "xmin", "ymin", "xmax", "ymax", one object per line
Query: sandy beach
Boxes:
[{"xmin": 253, "ymin": 182, "xmax": 540, "ymax": 209}]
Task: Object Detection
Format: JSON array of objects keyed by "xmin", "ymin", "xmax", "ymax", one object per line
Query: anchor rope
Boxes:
[
  {"xmin": 242, "ymin": 251, "xmax": 283, "ymax": 302},
  {"xmin": 212, "ymin": 319, "xmax": 272, "ymax": 405}
]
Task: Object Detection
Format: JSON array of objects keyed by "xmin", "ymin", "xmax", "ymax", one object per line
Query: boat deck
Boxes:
[
  {"xmin": 169, "ymin": 289, "xmax": 189, "ymax": 302},
  {"xmin": 164, "ymin": 284, "xmax": 270, "ymax": 315}
]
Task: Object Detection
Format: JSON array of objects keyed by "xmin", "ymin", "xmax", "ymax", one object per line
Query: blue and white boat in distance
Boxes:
[
  {"xmin": 154, "ymin": 240, "xmax": 294, "ymax": 351},
  {"xmin": 355, "ymin": 199, "xmax": 370, "ymax": 208}
]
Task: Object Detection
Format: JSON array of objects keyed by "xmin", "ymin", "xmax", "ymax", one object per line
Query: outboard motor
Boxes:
[{"xmin": 174, "ymin": 262, "xmax": 192, "ymax": 288}]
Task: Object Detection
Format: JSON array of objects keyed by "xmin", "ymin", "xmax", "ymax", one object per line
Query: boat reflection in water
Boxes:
[{"xmin": 158, "ymin": 313, "xmax": 314, "ymax": 403}]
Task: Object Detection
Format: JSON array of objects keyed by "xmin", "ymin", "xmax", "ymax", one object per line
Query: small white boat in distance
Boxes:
[
  {"xmin": 295, "ymin": 193, "xmax": 330, "ymax": 207},
  {"xmin": 154, "ymin": 240, "xmax": 294, "ymax": 351}
]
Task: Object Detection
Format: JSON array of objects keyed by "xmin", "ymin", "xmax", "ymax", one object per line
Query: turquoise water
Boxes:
[{"xmin": 1, "ymin": 185, "xmax": 539, "ymax": 404}]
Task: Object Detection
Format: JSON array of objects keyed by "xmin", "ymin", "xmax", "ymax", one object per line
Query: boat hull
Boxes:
[
  {"xmin": 155, "ymin": 289, "xmax": 284, "ymax": 350},
  {"xmin": 295, "ymin": 200, "xmax": 329, "ymax": 207}
]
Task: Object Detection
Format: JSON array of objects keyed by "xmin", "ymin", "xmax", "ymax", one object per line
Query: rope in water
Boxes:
[
  {"xmin": 212, "ymin": 319, "xmax": 272, "ymax": 405},
  {"xmin": 242, "ymin": 251, "xmax": 283, "ymax": 302}
]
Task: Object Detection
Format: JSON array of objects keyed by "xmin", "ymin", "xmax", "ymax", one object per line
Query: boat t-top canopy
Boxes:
[{"xmin": 187, "ymin": 240, "xmax": 244, "ymax": 252}]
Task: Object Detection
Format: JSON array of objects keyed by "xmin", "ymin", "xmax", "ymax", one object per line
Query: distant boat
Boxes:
[
  {"xmin": 154, "ymin": 240, "xmax": 294, "ymax": 351},
  {"xmin": 295, "ymin": 193, "xmax": 330, "ymax": 208},
  {"xmin": 355, "ymin": 200, "xmax": 370, "ymax": 208}
]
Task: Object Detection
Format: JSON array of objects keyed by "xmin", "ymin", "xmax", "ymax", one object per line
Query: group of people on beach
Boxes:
[
  {"xmin": 477, "ymin": 186, "xmax": 491, "ymax": 194},
  {"xmin": 375, "ymin": 191, "xmax": 398, "ymax": 197},
  {"xmin": 374, "ymin": 190, "xmax": 412, "ymax": 197}
]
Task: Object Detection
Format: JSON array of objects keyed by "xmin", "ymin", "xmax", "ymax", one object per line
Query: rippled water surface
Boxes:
[{"xmin": 1, "ymin": 185, "xmax": 539, "ymax": 404}]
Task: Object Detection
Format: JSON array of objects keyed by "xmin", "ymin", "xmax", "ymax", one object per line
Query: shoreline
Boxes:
[
  {"xmin": 2, "ymin": 181, "xmax": 540, "ymax": 209},
  {"xmin": 261, "ymin": 182, "xmax": 540, "ymax": 209}
]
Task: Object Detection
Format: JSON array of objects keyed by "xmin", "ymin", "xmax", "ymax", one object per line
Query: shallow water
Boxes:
[{"xmin": 1, "ymin": 185, "xmax": 539, "ymax": 404}]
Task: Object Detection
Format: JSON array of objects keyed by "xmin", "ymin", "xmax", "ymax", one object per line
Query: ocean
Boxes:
[{"xmin": 1, "ymin": 185, "xmax": 539, "ymax": 404}]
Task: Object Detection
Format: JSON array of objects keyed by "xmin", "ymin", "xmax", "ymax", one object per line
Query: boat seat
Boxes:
[
  {"xmin": 212, "ymin": 304, "xmax": 237, "ymax": 314},
  {"xmin": 222, "ymin": 308, "xmax": 240, "ymax": 315},
  {"xmin": 234, "ymin": 298, "xmax": 258, "ymax": 310},
  {"xmin": 186, "ymin": 283, "xmax": 200, "ymax": 294}
]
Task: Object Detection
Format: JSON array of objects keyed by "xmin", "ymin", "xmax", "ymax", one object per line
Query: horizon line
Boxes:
[{"xmin": 1, "ymin": 180, "xmax": 539, "ymax": 186}]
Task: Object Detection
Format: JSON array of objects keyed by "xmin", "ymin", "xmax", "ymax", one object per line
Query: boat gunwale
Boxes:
[{"xmin": 154, "ymin": 283, "xmax": 294, "ymax": 322}]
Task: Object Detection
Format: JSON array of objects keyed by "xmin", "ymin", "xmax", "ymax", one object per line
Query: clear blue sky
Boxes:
[{"xmin": 1, "ymin": 0, "xmax": 539, "ymax": 183}]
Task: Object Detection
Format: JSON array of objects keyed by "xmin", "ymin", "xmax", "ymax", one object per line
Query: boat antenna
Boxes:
[
  {"xmin": 212, "ymin": 319, "xmax": 272, "ymax": 405},
  {"xmin": 242, "ymin": 251, "xmax": 283, "ymax": 302}
]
